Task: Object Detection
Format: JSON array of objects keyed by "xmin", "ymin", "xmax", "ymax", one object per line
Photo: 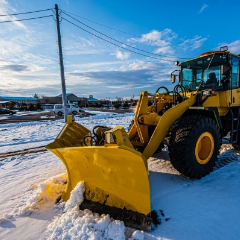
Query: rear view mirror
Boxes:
[
  {"xmin": 171, "ymin": 74, "xmax": 176, "ymax": 83},
  {"xmin": 170, "ymin": 70, "xmax": 180, "ymax": 84},
  {"xmin": 221, "ymin": 64, "xmax": 231, "ymax": 75}
]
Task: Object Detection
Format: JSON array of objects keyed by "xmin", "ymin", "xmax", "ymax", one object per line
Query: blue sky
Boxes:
[{"xmin": 0, "ymin": 0, "xmax": 240, "ymax": 99}]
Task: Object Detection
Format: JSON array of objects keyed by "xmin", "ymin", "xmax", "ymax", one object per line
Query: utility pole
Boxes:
[{"xmin": 55, "ymin": 4, "xmax": 68, "ymax": 122}]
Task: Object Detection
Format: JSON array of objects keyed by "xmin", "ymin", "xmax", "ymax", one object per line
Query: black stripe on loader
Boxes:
[{"xmin": 80, "ymin": 199, "xmax": 160, "ymax": 231}]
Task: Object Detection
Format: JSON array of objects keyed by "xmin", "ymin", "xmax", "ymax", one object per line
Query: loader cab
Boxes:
[{"xmin": 179, "ymin": 52, "xmax": 240, "ymax": 91}]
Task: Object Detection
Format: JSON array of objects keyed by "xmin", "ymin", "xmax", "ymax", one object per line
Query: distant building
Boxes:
[
  {"xmin": 40, "ymin": 96, "xmax": 61, "ymax": 105},
  {"xmin": 0, "ymin": 96, "xmax": 38, "ymax": 105},
  {"xmin": 100, "ymin": 99, "xmax": 112, "ymax": 107},
  {"xmin": 57, "ymin": 93, "xmax": 82, "ymax": 103},
  {"xmin": 0, "ymin": 101, "xmax": 10, "ymax": 108},
  {"xmin": 88, "ymin": 95, "xmax": 99, "ymax": 104},
  {"xmin": 57, "ymin": 93, "xmax": 88, "ymax": 106},
  {"xmin": 40, "ymin": 93, "xmax": 88, "ymax": 107},
  {"xmin": 87, "ymin": 95, "xmax": 99, "ymax": 107}
]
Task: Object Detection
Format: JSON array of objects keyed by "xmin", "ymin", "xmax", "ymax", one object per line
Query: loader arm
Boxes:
[{"xmin": 142, "ymin": 95, "xmax": 197, "ymax": 159}]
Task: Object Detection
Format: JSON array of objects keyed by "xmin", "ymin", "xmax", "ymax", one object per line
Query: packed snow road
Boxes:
[{"xmin": 1, "ymin": 111, "xmax": 240, "ymax": 239}]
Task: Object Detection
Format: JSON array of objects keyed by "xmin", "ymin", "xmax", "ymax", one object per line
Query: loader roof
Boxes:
[{"xmin": 180, "ymin": 51, "xmax": 240, "ymax": 64}]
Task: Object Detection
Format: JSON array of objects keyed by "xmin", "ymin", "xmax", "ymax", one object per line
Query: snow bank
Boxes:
[
  {"xmin": 64, "ymin": 182, "xmax": 85, "ymax": 212},
  {"xmin": 46, "ymin": 181, "xmax": 126, "ymax": 240},
  {"xmin": 130, "ymin": 230, "xmax": 145, "ymax": 240},
  {"xmin": 0, "ymin": 173, "xmax": 67, "ymax": 224}
]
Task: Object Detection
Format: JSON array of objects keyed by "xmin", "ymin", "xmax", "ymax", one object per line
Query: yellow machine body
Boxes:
[
  {"xmin": 46, "ymin": 51, "xmax": 240, "ymax": 229},
  {"xmin": 185, "ymin": 89, "xmax": 240, "ymax": 116},
  {"xmin": 46, "ymin": 119, "xmax": 151, "ymax": 217},
  {"xmin": 46, "ymin": 94, "xmax": 197, "ymax": 225},
  {"xmin": 48, "ymin": 144, "xmax": 150, "ymax": 215}
]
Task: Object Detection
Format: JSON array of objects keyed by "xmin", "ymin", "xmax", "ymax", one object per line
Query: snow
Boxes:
[
  {"xmin": 46, "ymin": 206, "xmax": 125, "ymax": 240},
  {"xmin": 0, "ymin": 110, "xmax": 52, "ymax": 121},
  {"xmin": 0, "ymin": 152, "xmax": 66, "ymax": 218},
  {"xmin": 0, "ymin": 111, "xmax": 133, "ymax": 154},
  {"xmin": 46, "ymin": 182, "xmax": 125, "ymax": 240},
  {"xmin": 64, "ymin": 182, "xmax": 85, "ymax": 212},
  {"xmin": 1, "ymin": 110, "xmax": 240, "ymax": 239},
  {"xmin": 0, "ymin": 173, "xmax": 67, "ymax": 224},
  {"xmin": 130, "ymin": 231, "xmax": 144, "ymax": 240}
]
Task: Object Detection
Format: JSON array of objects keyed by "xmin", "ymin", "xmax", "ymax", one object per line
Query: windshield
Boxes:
[
  {"xmin": 54, "ymin": 105, "xmax": 62, "ymax": 109},
  {"xmin": 180, "ymin": 54, "xmax": 227, "ymax": 91}
]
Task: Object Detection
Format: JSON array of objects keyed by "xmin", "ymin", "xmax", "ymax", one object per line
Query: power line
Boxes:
[
  {"xmin": 62, "ymin": 10, "xmax": 141, "ymax": 38},
  {"xmin": 62, "ymin": 17, "xmax": 176, "ymax": 62},
  {"xmin": 0, "ymin": 8, "xmax": 52, "ymax": 17},
  {"xmin": 62, "ymin": 11, "xmax": 188, "ymax": 60},
  {"xmin": 0, "ymin": 15, "xmax": 53, "ymax": 24}
]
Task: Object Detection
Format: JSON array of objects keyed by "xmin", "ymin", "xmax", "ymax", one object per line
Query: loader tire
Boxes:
[{"xmin": 168, "ymin": 115, "xmax": 221, "ymax": 179}]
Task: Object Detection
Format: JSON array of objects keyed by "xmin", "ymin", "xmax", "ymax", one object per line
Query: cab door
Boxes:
[{"xmin": 230, "ymin": 56, "xmax": 240, "ymax": 106}]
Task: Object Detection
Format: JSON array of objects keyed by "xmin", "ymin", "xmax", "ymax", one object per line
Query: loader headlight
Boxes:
[
  {"xmin": 202, "ymin": 90, "xmax": 216, "ymax": 96},
  {"xmin": 202, "ymin": 90, "xmax": 209, "ymax": 96}
]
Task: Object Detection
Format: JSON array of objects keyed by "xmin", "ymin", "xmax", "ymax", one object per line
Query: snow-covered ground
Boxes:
[
  {"xmin": 0, "ymin": 109, "xmax": 52, "ymax": 121},
  {"xmin": 1, "ymin": 110, "xmax": 240, "ymax": 239},
  {"xmin": 0, "ymin": 111, "xmax": 133, "ymax": 154}
]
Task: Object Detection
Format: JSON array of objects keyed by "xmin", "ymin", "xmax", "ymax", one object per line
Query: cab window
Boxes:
[
  {"xmin": 203, "ymin": 66, "xmax": 222, "ymax": 89},
  {"xmin": 181, "ymin": 54, "xmax": 226, "ymax": 91},
  {"xmin": 231, "ymin": 57, "xmax": 239, "ymax": 88}
]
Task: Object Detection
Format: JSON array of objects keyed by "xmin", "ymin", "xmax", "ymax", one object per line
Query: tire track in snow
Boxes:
[{"xmin": 0, "ymin": 147, "xmax": 47, "ymax": 160}]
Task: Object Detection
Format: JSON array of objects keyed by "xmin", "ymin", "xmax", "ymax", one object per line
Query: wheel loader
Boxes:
[{"xmin": 46, "ymin": 47, "xmax": 240, "ymax": 230}]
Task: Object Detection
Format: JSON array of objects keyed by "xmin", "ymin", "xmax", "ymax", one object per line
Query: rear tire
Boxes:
[
  {"xmin": 168, "ymin": 115, "xmax": 221, "ymax": 179},
  {"xmin": 72, "ymin": 111, "xmax": 77, "ymax": 115}
]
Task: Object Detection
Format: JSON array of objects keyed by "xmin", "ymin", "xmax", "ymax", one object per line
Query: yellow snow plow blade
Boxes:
[{"xmin": 46, "ymin": 117, "xmax": 151, "ymax": 230}]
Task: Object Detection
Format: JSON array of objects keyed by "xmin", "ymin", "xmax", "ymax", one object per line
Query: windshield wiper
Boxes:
[{"xmin": 196, "ymin": 54, "xmax": 216, "ymax": 93}]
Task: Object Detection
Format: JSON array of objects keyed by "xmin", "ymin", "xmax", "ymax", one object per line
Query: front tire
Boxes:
[
  {"xmin": 58, "ymin": 111, "xmax": 63, "ymax": 116},
  {"xmin": 72, "ymin": 111, "xmax": 77, "ymax": 115},
  {"xmin": 168, "ymin": 115, "xmax": 221, "ymax": 179}
]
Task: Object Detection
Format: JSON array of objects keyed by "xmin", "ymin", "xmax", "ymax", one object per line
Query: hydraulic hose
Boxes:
[{"xmin": 155, "ymin": 86, "xmax": 169, "ymax": 95}]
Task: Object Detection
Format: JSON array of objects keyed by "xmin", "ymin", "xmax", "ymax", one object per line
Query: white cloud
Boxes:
[
  {"xmin": 141, "ymin": 30, "xmax": 162, "ymax": 42},
  {"xmin": 114, "ymin": 50, "xmax": 130, "ymax": 60},
  {"xmin": 64, "ymin": 35, "xmax": 111, "ymax": 55},
  {"xmin": 70, "ymin": 61, "xmax": 119, "ymax": 68},
  {"xmin": 0, "ymin": 0, "xmax": 26, "ymax": 29},
  {"xmin": 129, "ymin": 29, "xmax": 177, "ymax": 46},
  {"xmin": 198, "ymin": 4, "xmax": 209, "ymax": 13},
  {"xmin": 127, "ymin": 61, "xmax": 160, "ymax": 70},
  {"xmin": 154, "ymin": 46, "xmax": 174, "ymax": 54},
  {"xmin": 128, "ymin": 29, "xmax": 177, "ymax": 56},
  {"xmin": 216, "ymin": 40, "xmax": 240, "ymax": 54},
  {"xmin": 179, "ymin": 36, "xmax": 207, "ymax": 51}
]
